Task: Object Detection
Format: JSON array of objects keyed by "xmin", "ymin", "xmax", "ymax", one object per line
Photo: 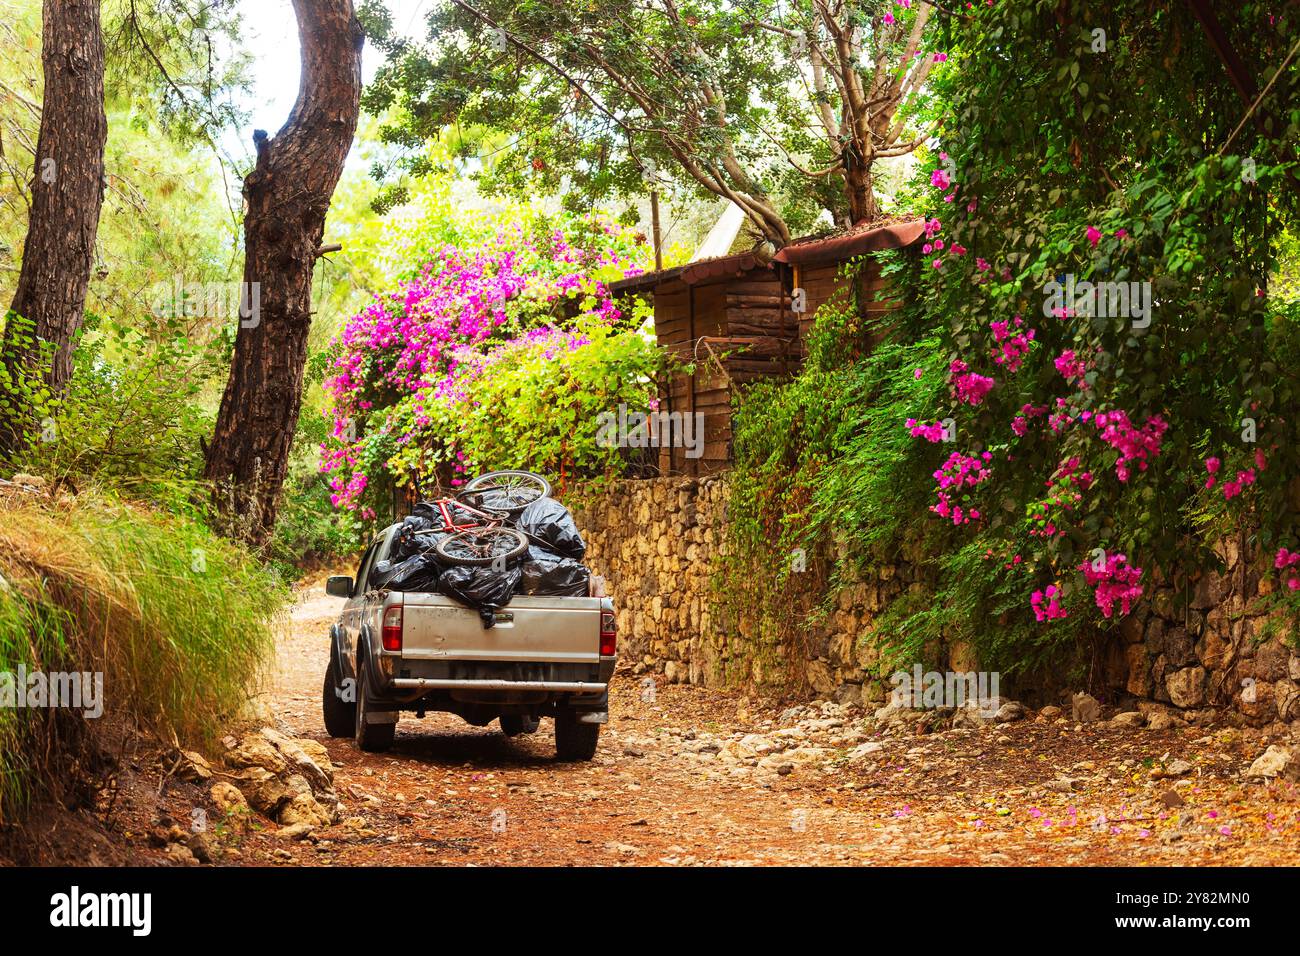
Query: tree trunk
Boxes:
[
  {"xmin": 0, "ymin": 0, "xmax": 107, "ymax": 454},
  {"xmin": 203, "ymin": 0, "xmax": 363, "ymax": 545},
  {"xmin": 843, "ymin": 160, "xmax": 879, "ymax": 225}
]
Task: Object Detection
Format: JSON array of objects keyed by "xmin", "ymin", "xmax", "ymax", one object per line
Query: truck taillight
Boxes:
[
  {"xmin": 599, "ymin": 610, "xmax": 617, "ymax": 657},
  {"xmin": 381, "ymin": 605, "xmax": 403, "ymax": 652}
]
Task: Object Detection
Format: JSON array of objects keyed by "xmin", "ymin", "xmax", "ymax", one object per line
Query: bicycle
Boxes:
[
  {"xmin": 411, "ymin": 470, "xmax": 552, "ymax": 567},
  {"xmin": 456, "ymin": 469, "xmax": 551, "ymax": 515}
]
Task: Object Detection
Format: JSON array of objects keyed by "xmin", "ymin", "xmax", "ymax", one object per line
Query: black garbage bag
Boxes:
[
  {"xmin": 371, "ymin": 552, "xmax": 441, "ymax": 592},
  {"xmin": 516, "ymin": 497, "xmax": 586, "ymax": 559},
  {"xmin": 392, "ymin": 513, "xmax": 441, "ymax": 559},
  {"xmin": 438, "ymin": 564, "xmax": 523, "ymax": 628},
  {"xmin": 409, "ymin": 499, "xmax": 444, "ymax": 522},
  {"xmin": 519, "ymin": 545, "xmax": 590, "ymax": 596}
]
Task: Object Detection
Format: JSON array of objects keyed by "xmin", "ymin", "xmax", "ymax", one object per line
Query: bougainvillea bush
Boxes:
[
  {"xmin": 721, "ymin": 0, "xmax": 1300, "ymax": 679},
  {"xmin": 320, "ymin": 211, "xmax": 668, "ymax": 518}
]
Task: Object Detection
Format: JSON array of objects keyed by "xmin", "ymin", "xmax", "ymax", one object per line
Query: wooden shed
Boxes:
[
  {"xmin": 609, "ymin": 219, "xmax": 925, "ymax": 475},
  {"xmin": 773, "ymin": 219, "xmax": 925, "ymax": 345},
  {"xmin": 609, "ymin": 252, "xmax": 797, "ymax": 475}
]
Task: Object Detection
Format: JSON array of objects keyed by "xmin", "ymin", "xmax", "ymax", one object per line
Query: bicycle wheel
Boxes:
[
  {"xmin": 458, "ymin": 470, "xmax": 551, "ymax": 514},
  {"xmin": 434, "ymin": 527, "xmax": 529, "ymax": 567}
]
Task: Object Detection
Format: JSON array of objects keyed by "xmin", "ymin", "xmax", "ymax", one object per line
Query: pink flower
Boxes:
[
  {"xmin": 1031, "ymin": 586, "xmax": 1068, "ymax": 621},
  {"xmin": 1221, "ymin": 468, "xmax": 1256, "ymax": 500},
  {"xmin": 929, "ymin": 451, "xmax": 992, "ymax": 525},
  {"xmin": 906, "ymin": 418, "xmax": 947, "ymax": 442},
  {"xmin": 1053, "ymin": 349, "xmax": 1086, "ymax": 385},
  {"xmin": 948, "ymin": 360, "xmax": 995, "ymax": 405},
  {"xmin": 1086, "ymin": 226, "xmax": 1102, "ymax": 247},
  {"xmin": 1093, "ymin": 410, "xmax": 1168, "ymax": 481},
  {"xmin": 991, "ymin": 316, "xmax": 1035, "ymax": 373},
  {"xmin": 1080, "ymin": 553, "xmax": 1144, "ymax": 618}
]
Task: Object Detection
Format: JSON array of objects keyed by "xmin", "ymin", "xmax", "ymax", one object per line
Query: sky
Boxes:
[{"xmin": 224, "ymin": 0, "xmax": 432, "ymax": 164}]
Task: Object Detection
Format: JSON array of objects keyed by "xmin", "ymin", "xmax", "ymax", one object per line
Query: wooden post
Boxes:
[
  {"xmin": 650, "ymin": 190, "xmax": 664, "ymax": 272},
  {"xmin": 687, "ymin": 283, "xmax": 696, "ymax": 477}
]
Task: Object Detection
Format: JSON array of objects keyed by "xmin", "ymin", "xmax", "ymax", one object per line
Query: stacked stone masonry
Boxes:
[{"xmin": 573, "ymin": 476, "xmax": 1300, "ymax": 728}]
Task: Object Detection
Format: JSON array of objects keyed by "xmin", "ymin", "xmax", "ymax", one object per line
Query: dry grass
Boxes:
[{"xmin": 0, "ymin": 488, "xmax": 285, "ymax": 821}]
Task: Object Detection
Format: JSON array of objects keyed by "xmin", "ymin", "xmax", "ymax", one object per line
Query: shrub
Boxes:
[
  {"xmin": 0, "ymin": 489, "xmax": 285, "ymax": 820},
  {"xmin": 321, "ymin": 210, "xmax": 671, "ymax": 513}
]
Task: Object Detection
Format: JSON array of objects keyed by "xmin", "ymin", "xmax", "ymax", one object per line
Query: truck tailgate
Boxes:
[{"xmin": 397, "ymin": 594, "xmax": 603, "ymax": 664}]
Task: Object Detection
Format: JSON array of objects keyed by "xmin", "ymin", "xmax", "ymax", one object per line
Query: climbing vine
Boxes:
[{"xmin": 719, "ymin": 0, "xmax": 1300, "ymax": 682}]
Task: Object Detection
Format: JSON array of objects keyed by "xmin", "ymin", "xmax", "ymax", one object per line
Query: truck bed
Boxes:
[{"xmin": 394, "ymin": 593, "xmax": 605, "ymax": 665}]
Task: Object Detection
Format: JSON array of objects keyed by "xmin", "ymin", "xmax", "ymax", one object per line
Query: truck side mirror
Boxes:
[{"xmin": 326, "ymin": 575, "xmax": 353, "ymax": 598}]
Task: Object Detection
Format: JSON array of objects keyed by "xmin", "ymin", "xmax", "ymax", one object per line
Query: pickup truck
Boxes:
[{"xmin": 321, "ymin": 522, "xmax": 616, "ymax": 761}]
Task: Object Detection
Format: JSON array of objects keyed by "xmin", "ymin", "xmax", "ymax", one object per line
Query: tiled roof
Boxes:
[{"xmin": 610, "ymin": 219, "xmax": 925, "ymax": 295}]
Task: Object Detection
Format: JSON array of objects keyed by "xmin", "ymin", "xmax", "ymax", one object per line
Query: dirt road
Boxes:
[{"xmin": 226, "ymin": 583, "xmax": 1300, "ymax": 866}]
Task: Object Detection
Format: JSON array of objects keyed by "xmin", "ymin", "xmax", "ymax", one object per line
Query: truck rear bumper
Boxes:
[{"xmin": 390, "ymin": 678, "xmax": 607, "ymax": 693}]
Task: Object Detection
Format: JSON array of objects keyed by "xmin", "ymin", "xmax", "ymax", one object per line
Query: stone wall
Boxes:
[
  {"xmin": 573, "ymin": 476, "xmax": 938, "ymax": 701},
  {"xmin": 573, "ymin": 476, "xmax": 1300, "ymax": 730},
  {"xmin": 1106, "ymin": 538, "xmax": 1300, "ymax": 726},
  {"xmin": 574, "ymin": 477, "xmax": 727, "ymax": 685}
]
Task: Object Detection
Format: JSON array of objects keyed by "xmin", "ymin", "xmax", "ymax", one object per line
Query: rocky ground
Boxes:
[{"xmin": 19, "ymin": 581, "xmax": 1300, "ymax": 867}]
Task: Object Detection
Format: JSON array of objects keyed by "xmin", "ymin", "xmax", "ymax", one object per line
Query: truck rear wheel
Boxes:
[
  {"xmin": 354, "ymin": 662, "xmax": 396, "ymax": 753},
  {"xmin": 322, "ymin": 654, "xmax": 355, "ymax": 739},
  {"xmin": 554, "ymin": 712, "xmax": 599, "ymax": 761}
]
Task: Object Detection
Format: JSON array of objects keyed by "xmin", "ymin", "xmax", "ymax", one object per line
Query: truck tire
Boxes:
[
  {"xmin": 500, "ymin": 714, "xmax": 539, "ymax": 737},
  {"xmin": 354, "ymin": 661, "xmax": 396, "ymax": 753},
  {"xmin": 322, "ymin": 654, "xmax": 355, "ymax": 739},
  {"xmin": 554, "ymin": 712, "xmax": 599, "ymax": 761}
]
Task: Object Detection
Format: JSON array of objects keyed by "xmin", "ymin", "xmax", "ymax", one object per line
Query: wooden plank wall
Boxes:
[
  {"xmin": 793, "ymin": 258, "xmax": 904, "ymax": 348},
  {"xmin": 648, "ymin": 254, "xmax": 907, "ymax": 475},
  {"xmin": 651, "ymin": 278, "xmax": 730, "ymax": 476}
]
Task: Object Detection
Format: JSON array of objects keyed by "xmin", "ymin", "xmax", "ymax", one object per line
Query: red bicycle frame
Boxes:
[{"xmin": 430, "ymin": 497, "xmax": 503, "ymax": 534}]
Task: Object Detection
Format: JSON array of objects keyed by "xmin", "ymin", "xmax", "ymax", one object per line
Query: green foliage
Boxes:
[
  {"xmin": 920, "ymin": 0, "xmax": 1300, "ymax": 601},
  {"xmin": 16, "ymin": 316, "xmax": 218, "ymax": 506},
  {"xmin": 104, "ymin": 0, "xmax": 253, "ymax": 145},
  {"xmin": 719, "ymin": 0, "xmax": 1300, "ymax": 681},
  {"xmin": 319, "ymin": 195, "xmax": 672, "ymax": 516},
  {"xmin": 388, "ymin": 317, "xmax": 669, "ymax": 494},
  {"xmin": 360, "ymin": 0, "xmax": 944, "ymax": 238},
  {"xmin": 0, "ymin": 491, "xmax": 285, "ymax": 819}
]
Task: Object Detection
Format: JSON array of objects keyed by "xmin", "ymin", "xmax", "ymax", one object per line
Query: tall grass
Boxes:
[{"xmin": 0, "ymin": 489, "xmax": 286, "ymax": 821}]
